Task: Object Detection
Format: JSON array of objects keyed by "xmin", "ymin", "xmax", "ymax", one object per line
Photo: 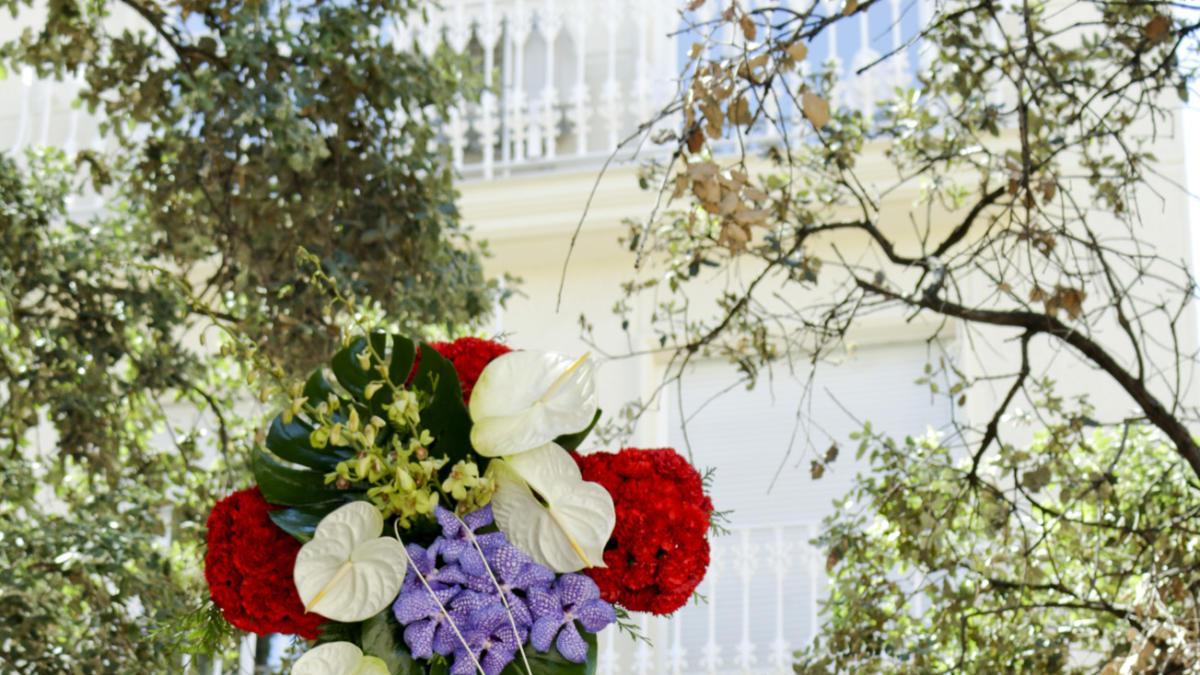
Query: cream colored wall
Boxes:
[{"xmin": 463, "ymin": 119, "xmax": 1200, "ymax": 466}]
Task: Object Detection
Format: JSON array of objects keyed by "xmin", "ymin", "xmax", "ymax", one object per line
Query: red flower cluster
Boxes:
[
  {"xmin": 574, "ymin": 447, "xmax": 713, "ymax": 615},
  {"xmin": 430, "ymin": 337, "xmax": 512, "ymax": 403},
  {"xmin": 204, "ymin": 488, "xmax": 324, "ymax": 638}
]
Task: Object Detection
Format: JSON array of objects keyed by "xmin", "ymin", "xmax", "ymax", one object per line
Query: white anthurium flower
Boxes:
[
  {"xmin": 489, "ymin": 442, "xmax": 615, "ymax": 573},
  {"xmin": 293, "ymin": 641, "xmax": 389, "ymax": 675},
  {"xmin": 469, "ymin": 350, "xmax": 598, "ymax": 458},
  {"xmin": 293, "ymin": 501, "xmax": 407, "ymax": 623}
]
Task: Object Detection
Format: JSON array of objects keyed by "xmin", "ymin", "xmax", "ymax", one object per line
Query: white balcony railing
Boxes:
[
  {"xmin": 2, "ymin": 1, "xmax": 921, "ymax": 183},
  {"xmin": 408, "ymin": 0, "xmax": 924, "ymax": 180},
  {"xmin": 599, "ymin": 521, "xmax": 826, "ymax": 675}
]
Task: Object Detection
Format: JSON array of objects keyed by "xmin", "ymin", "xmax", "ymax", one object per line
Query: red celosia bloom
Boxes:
[
  {"xmin": 574, "ymin": 447, "xmax": 714, "ymax": 615},
  {"xmin": 204, "ymin": 488, "xmax": 324, "ymax": 638},
  {"xmin": 430, "ymin": 337, "xmax": 512, "ymax": 403}
]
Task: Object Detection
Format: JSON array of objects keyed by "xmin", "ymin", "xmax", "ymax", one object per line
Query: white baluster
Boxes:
[
  {"xmin": 539, "ymin": 0, "xmax": 561, "ymax": 160},
  {"xmin": 826, "ymin": 0, "xmax": 843, "ymax": 108},
  {"xmin": 735, "ymin": 529, "xmax": 759, "ymax": 671},
  {"xmin": 632, "ymin": 613, "xmax": 653, "ymax": 675},
  {"xmin": 668, "ymin": 608, "xmax": 686, "ymax": 674},
  {"xmin": 508, "ymin": 0, "xmax": 530, "ymax": 166},
  {"xmin": 769, "ymin": 527, "xmax": 793, "ymax": 672},
  {"xmin": 478, "ymin": 0, "xmax": 500, "ymax": 179},
  {"xmin": 499, "ymin": 7, "xmax": 514, "ymax": 170},
  {"xmin": 601, "ymin": 8, "xmax": 620, "ymax": 151},
  {"xmin": 600, "ymin": 625, "xmax": 617, "ymax": 675},
  {"xmin": 702, "ymin": 545, "xmax": 722, "ymax": 674},
  {"xmin": 237, "ymin": 634, "xmax": 256, "ymax": 674},
  {"xmin": 447, "ymin": 106, "xmax": 466, "ymax": 171},
  {"xmin": 851, "ymin": 6, "xmax": 879, "ymax": 118},
  {"xmin": 570, "ymin": 0, "xmax": 589, "ymax": 157},
  {"xmin": 631, "ymin": 2, "xmax": 651, "ymax": 132},
  {"xmin": 807, "ymin": 524, "xmax": 819, "ymax": 645}
]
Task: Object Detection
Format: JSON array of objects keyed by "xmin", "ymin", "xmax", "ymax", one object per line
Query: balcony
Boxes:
[
  {"xmin": 405, "ymin": 0, "xmax": 925, "ymax": 180},
  {"xmin": 2, "ymin": 1, "xmax": 924, "ymax": 185}
]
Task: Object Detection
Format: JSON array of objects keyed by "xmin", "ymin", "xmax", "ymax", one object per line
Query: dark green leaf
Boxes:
[
  {"xmin": 388, "ymin": 334, "xmax": 418, "ymax": 389},
  {"xmin": 265, "ymin": 414, "xmax": 352, "ymax": 470},
  {"xmin": 252, "ymin": 446, "xmax": 356, "ymax": 507},
  {"xmin": 362, "ymin": 611, "xmax": 422, "ymax": 675},
  {"xmin": 554, "ymin": 409, "xmax": 603, "ymax": 451},
  {"xmin": 410, "ymin": 343, "xmax": 472, "ymax": 465},
  {"xmin": 331, "ymin": 333, "xmax": 388, "ymax": 401},
  {"xmin": 267, "ymin": 505, "xmax": 331, "ymax": 542}
]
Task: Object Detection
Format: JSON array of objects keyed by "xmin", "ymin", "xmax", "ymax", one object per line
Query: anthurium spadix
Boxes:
[
  {"xmin": 293, "ymin": 641, "xmax": 389, "ymax": 675},
  {"xmin": 469, "ymin": 350, "xmax": 598, "ymax": 458},
  {"xmin": 293, "ymin": 501, "xmax": 407, "ymax": 623},
  {"xmin": 489, "ymin": 442, "xmax": 615, "ymax": 573}
]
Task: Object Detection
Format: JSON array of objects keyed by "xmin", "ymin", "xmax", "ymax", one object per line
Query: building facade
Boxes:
[{"xmin": 5, "ymin": 1, "xmax": 1199, "ymax": 673}]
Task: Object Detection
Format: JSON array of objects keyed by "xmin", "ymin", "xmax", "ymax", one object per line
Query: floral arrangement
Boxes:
[{"xmin": 202, "ymin": 335, "xmax": 716, "ymax": 674}]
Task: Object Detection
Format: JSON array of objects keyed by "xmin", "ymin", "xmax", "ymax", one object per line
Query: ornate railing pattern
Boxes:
[
  {"xmin": 402, "ymin": 0, "xmax": 923, "ymax": 180},
  {"xmin": 598, "ymin": 522, "xmax": 825, "ymax": 675},
  {"xmin": 3, "ymin": 1, "xmax": 921, "ymax": 184}
]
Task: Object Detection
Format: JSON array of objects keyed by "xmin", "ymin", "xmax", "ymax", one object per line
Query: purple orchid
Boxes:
[
  {"xmin": 392, "ymin": 506, "xmax": 610, "ymax": 670},
  {"xmin": 392, "ymin": 584, "xmax": 464, "ymax": 658},
  {"xmin": 529, "ymin": 574, "xmax": 616, "ymax": 663},
  {"xmin": 436, "ymin": 505, "xmax": 507, "ymax": 577},
  {"xmin": 450, "ymin": 604, "xmax": 527, "ymax": 675},
  {"xmin": 403, "ymin": 541, "xmax": 469, "ymax": 590},
  {"xmin": 461, "ymin": 542, "xmax": 555, "ymax": 626}
]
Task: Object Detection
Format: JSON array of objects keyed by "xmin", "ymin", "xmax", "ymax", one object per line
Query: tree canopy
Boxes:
[
  {"xmin": 599, "ymin": 0, "xmax": 1200, "ymax": 670},
  {"xmin": 0, "ymin": 1, "xmax": 497, "ymax": 670}
]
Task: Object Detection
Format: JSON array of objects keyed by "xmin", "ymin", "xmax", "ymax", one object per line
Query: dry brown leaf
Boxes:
[
  {"xmin": 689, "ymin": 42, "xmax": 704, "ymax": 59},
  {"xmin": 720, "ymin": 222, "xmax": 751, "ymax": 251},
  {"xmin": 686, "ymin": 126, "xmax": 705, "ymax": 154},
  {"xmin": 843, "ymin": 0, "xmax": 858, "ymax": 16},
  {"xmin": 693, "ymin": 178, "xmax": 721, "ymax": 207},
  {"xmin": 801, "ymin": 91, "xmax": 831, "ymax": 129},
  {"xmin": 687, "ymin": 161, "xmax": 719, "ymax": 179},
  {"xmin": 733, "ymin": 207, "xmax": 770, "ymax": 226},
  {"xmin": 739, "ymin": 15, "xmax": 757, "ymax": 41},
  {"xmin": 1144, "ymin": 14, "xmax": 1170, "ymax": 42},
  {"xmin": 810, "ymin": 460, "xmax": 826, "ymax": 479},
  {"xmin": 671, "ymin": 174, "xmax": 689, "ymax": 200},
  {"xmin": 743, "ymin": 185, "xmax": 767, "ymax": 202},
  {"xmin": 1039, "ymin": 177, "xmax": 1057, "ymax": 202},
  {"xmin": 702, "ymin": 100, "xmax": 724, "ymax": 135},
  {"xmin": 728, "ymin": 95, "xmax": 752, "ymax": 126},
  {"xmin": 786, "ymin": 41, "xmax": 808, "ymax": 61},
  {"xmin": 686, "ymin": 0, "xmax": 706, "ymax": 10},
  {"xmin": 718, "ymin": 191, "xmax": 740, "ymax": 215}
]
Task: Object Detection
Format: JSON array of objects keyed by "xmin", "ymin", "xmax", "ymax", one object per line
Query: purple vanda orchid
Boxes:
[{"xmin": 529, "ymin": 574, "xmax": 616, "ymax": 663}]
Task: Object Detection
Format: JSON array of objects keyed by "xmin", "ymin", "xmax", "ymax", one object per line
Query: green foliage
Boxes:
[
  {"xmin": 794, "ymin": 421, "xmax": 1200, "ymax": 673},
  {"xmin": 0, "ymin": 1, "xmax": 500, "ymax": 670},
  {"xmin": 1, "ymin": 0, "xmax": 500, "ymax": 370}
]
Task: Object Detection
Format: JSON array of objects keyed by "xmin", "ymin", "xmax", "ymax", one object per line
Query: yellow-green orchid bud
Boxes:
[{"xmin": 310, "ymin": 428, "xmax": 330, "ymax": 449}]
